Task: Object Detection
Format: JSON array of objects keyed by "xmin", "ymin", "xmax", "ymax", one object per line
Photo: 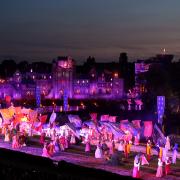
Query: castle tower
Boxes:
[{"xmin": 52, "ymin": 56, "xmax": 75, "ymax": 99}]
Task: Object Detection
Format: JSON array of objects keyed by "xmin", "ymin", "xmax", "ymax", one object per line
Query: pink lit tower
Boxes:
[{"xmin": 51, "ymin": 56, "xmax": 75, "ymax": 99}]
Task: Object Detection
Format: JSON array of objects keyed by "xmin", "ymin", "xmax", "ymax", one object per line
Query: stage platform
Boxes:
[{"xmin": 0, "ymin": 139, "xmax": 179, "ymax": 180}]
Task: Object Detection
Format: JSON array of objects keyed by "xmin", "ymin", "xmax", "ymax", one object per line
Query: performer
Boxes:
[
  {"xmin": 146, "ymin": 140, "xmax": 152, "ymax": 161},
  {"xmin": 12, "ymin": 134, "xmax": 20, "ymax": 149},
  {"xmin": 19, "ymin": 131, "xmax": 27, "ymax": 147},
  {"xmin": 47, "ymin": 140, "xmax": 55, "ymax": 157},
  {"xmin": 70, "ymin": 133, "xmax": 76, "ymax": 144},
  {"xmin": 59, "ymin": 135, "xmax": 65, "ymax": 151},
  {"xmin": 134, "ymin": 133, "xmax": 140, "ymax": 146},
  {"xmin": 159, "ymin": 146, "xmax": 163, "ymax": 160},
  {"xmin": 172, "ymin": 144, "xmax": 178, "ymax": 164},
  {"xmin": 156, "ymin": 158, "xmax": 163, "ymax": 178},
  {"xmin": 51, "ymin": 129, "xmax": 56, "ymax": 141},
  {"xmin": 162, "ymin": 147, "xmax": 167, "ymax": 162},
  {"xmin": 54, "ymin": 136, "xmax": 60, "ymax": 153},
  {"xmin": 132, "ymin": 155, "xmax": 140, "ymax": 178},
  {"xmin": 101, "ymin": 140, "xmax": 109, "ymax": 157},
  {"xmin": 117, "ymin": 140, "xmax": 124, "ymax": 152},
  {"xmin": 104, "ymin": 150, "xmax": 110, "ymax": 161},
  {"xmin": 165, "ymin": 157, "xmax": 171, "ymax": 175},
  {"xmin": 95, "ymin": 142, "xmax": 103, "ymax": 158},
  {"xmin": 109, "ymin": 140, "xmax": 115, "ymax": 156},
  {"xmin": 127, "ymin": 141, "xmax": 132, "ymax": 156},
  {"xmin": 165, "ymin": 136, "xmax": 171, "ymax": 151},
  {"xmin": 4, "ymin": 128, "xmax": 10, "ymax": 142},
  {"xmin": 40, "ymin": 132, "xmax": 46, "ymax": 145},
  {"xmin": 64, "ymin": 135, "xmax": 69, "ymax": 149},
  {"xmin": 124, "ymin": 141, "xmax": 129, "ymax": 158},
  {"xmin": 85, "ymin": 139, "xmax": 91, "ymax": 153},
  {"xmin": 42, "ymin": 142, "xmax": 50, "ymax": 158}
]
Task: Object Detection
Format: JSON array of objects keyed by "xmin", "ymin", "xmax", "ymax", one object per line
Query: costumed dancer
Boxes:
[
  {"xmin": 101, "ymin": 140, "xmax": 109, "ymax": 157},
  {"xmin": 19, "ymin": 131, "xmax": 27, "ymax": 147},
  {"xmin": 51, "ymin": 129, "xmax": 56, "ymax": 141},
  {"xmin": 54, "ymin": 136, "xmax": 60, "ymax": 153},
  {"xmin": 64, "ymin": 135, "xmax": 69, "ymax": 149},
  {"xmin": 47, "ymin": 140, "xmax": 55, "ymax": 157},
  {"xmin": 159, "ymin": 146, "xmax": 163, "ymax": 160},
  {"xmin": 172, "ymin": 143, "xmax": 178, "ymax": 164},
  {"xmin": 134, "ymin": 133, "xmax": 140, "ymax": 146},
  {"xmin": 42, "ymin": 142, "xmax": 50, "ymax": 158},
  {"xmin": 124, "ymin": 141, "xmax": 129, "ymax": 158},
  {"xmin": 128, "ymin": 141, "xmax": 132, "ymax": 156},
  {"xmin": 70, "ymin": 133, "xmax": 76, "ymax": 144},
  {"xmin": 4, "ymin": 128, "xmax": 10, "ymax": 142},
  {"xmin": 132, "ymin": 155, "xmax": 140, "ymax": 178},
  {"xmin": 109, "ymin": 140, "xmax": 115, "ymax": 156},
  {"xmin": 85, "ymin": 138, "xmax": 91, "ymax": 153},
  {"xmin": 118, "ymin": 140, "xmax": 124, "ymax": 152},
  {"xmin": 156, "ymin": 158, "xmax": 163, "ymax": 178},
  {"xmin": 12, "ymin": 134, "xmax": 20, "ymax": 149},
  {"xmin": 162, "ymin": 147, "xmax": 167, "ymax": 162},
  {"xmin": 59, "ymin": 135, "xmax": 65, "ymax": 151},
  {"xmin": 165, "ymin": 157, "xmax": 171, "ymax": 175},
  {"xmin": 146, "ymin": 140, "xmax": 152, "ymax": 161},
  {"xmin": 165, "ymin": 136, "xmax": 171, "ymax": 151},
  {"xmin": 40, "ymin": 132, "xmax": 46, "ymax": 145},
  {"xmin": 95, "ymin": 142, "xmax": 103, "ymax": 158}
]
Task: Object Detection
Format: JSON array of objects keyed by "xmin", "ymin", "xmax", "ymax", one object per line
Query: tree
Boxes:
[
  {"xmin": 18, "ymin": 61, "xmax": 29, "ymax": 73},
  {"xmin": 145, "ymin": 63, "xmax": 172, "ymax": 97},
  {"xmin": 1, "ymin": 59, "xmax": 17, "ymax": 78}
]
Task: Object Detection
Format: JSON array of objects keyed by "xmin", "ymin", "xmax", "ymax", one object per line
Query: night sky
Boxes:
[{"xmin": 0, "ymin": 0, "xmax": 180, "ymax": 64}]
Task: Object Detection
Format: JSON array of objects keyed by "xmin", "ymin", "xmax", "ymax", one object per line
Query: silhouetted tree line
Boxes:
[{"xmin": 0, "ymin": 60, "xmax": 52, "ymax": 78}]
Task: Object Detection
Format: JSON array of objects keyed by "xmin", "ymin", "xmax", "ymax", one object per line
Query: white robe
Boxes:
[{"xmin": 95, "ymin": 146, "xmax": 103, "ymax": 158}]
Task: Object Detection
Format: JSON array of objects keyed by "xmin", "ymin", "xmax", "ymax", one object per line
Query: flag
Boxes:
[
  {"xmin": 141, "ymin": 154, "xmax": 149, "ymax": 165},
  {"xmin": 49, "ymin": 111, "xmax": 56, "ymax": 124},
  {"xmin": 40, "ymin": 115, "xmax": 47, "ymax": 124}
]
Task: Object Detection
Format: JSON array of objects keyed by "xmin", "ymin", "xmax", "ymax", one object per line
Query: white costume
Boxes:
[
  {"xmin": 118, "ymin": 141, "xmax": 124, "ymax": 152},
  {"xmin": 165, "ymin": 136, "xmax": 171, "ymax": 150},
  {"xmin": 95, "ymin": 144, "xmax": 103, "ymax": 158}
]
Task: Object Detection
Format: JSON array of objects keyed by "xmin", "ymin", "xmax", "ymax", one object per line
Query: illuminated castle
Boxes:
[{"xmin": 0, "ymin": 56, "xmax": 124, "ymax": 100}]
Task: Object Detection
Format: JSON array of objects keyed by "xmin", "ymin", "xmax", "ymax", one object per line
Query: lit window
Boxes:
[{"xmin": 114, "ymin": 73, "xmax": 118, "ymax": 78}]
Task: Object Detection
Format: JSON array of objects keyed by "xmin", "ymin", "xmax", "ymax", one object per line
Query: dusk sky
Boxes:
[{"xmin": 0, "ymin": 0, "xmax": 180, "ymax": 64}]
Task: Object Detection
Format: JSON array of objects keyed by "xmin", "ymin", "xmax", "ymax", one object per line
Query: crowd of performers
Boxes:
[
  {"xmin": 132, "ymin": 137, "xmax": 179, "ymax": 179},
  {"xmin": 0, "ymin": 122, "xmax": 179, "ymax": 179},
  {"xmin": 2, "ymin": 125, "xmax": 28, "ymax": 149}
]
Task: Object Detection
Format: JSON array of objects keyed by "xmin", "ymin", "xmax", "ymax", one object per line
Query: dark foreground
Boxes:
[{"xmin": 0, "ymin": 148, "xmax": 138, "ymax": 180}]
